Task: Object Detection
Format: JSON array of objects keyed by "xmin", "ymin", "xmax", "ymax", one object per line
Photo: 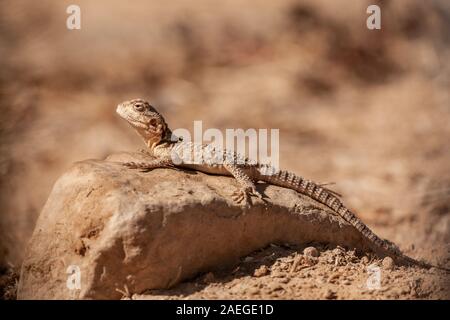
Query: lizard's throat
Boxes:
[{"xmin": 137, "ymin": 126, "xmax": 175, "ymax": 149}]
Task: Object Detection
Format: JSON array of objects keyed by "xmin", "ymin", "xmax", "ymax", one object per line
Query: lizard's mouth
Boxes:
[
  {"xmin": 116, "ymin": 104, "xmax": 147, "ymax": 129},
  {"xmin": 124, "ymin": 117, "xmax": 148, "ymax": 130}
]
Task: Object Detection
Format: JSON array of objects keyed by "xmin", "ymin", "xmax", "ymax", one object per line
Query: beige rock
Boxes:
[
  {"xmin": 382, "ymin": 257, "xmax": 395, "ymax": 270},
  {"xmin": 324, "ymin": 289, "xmax": 337, "ymax": 299},
  {"xmin": 17, "ymin": 152, "xmax": 370, "ymax": 300},
  {"xmin": 254, "ymin": 265, "xmax": 270, "ymax": 277},
  {"xmin": 303, "ymin": 246, "xmax": 319, "ymax": 257}
]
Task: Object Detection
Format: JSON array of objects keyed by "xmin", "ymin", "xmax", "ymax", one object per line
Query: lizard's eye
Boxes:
[{"xmin": 134, "ymin": 104, "xmax": 145, "ymax": 111}]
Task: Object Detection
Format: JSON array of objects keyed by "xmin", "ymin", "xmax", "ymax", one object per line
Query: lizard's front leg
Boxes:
[
  {"xmin": 223, "ymin": 163, "xmax": 263, "ymax": 205},
  {"xmin": 123, "ymin": 158, "xmax": 175, "ymax": 172}
]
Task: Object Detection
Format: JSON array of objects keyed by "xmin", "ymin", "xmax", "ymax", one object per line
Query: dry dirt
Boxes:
[
  {"xmin": 1, "ymin": 0, "xmax": 449, "ymax": 299},
  {"xmin": 135, "ymin": 244, "xmax": 449, "ymax": 300}
]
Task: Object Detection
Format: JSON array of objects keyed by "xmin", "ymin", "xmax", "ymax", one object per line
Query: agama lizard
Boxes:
[{"xmin": 116, "ymin": 98, "xmax": 448, "ymax": 271}]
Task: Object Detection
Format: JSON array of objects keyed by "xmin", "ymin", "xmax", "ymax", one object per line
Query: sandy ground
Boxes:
[
  {"xmin": 1, "ymin": 0, "xmax": 449, "ymax": 299},
  {"xmin": 134, "ymin": 244, "xmax": 449, "ymax": 300}
]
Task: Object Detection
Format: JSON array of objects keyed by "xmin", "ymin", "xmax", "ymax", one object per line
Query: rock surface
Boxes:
[{"xmin": 17, "ymin": 152, "xmax": 370, "ymax": 300}]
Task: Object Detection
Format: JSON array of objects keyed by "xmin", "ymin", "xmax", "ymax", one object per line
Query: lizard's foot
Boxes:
[
  {"xmin": 232, "ymin": 186, "xmax": 264, "ymax": 206},
  {"xmin": 232, "ymin": 189, "xmax": 249, "ymax": 204}
]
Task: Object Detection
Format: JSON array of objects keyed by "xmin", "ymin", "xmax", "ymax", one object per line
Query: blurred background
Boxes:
[{"xmin": 0, "ymin": 0, "xmax": 449, "ymax": 277}]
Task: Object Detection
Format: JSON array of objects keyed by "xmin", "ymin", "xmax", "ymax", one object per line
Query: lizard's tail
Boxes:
[{"xmin": 260, "ymin": 168, "xmax": 450, "ymax": 272}]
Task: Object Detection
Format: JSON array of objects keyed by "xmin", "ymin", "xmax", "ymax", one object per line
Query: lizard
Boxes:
[{"xmin": 116, "ymin": 98, "xmax": 449, "ymax": 271}]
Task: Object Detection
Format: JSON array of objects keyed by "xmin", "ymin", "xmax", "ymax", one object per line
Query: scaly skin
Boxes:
[{"xmin": 116, "ymin": 98, "xmax": 449, "ymax": 271}]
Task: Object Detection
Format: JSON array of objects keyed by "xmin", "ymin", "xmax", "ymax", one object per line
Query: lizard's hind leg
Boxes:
[{"xmin": 224, "ymin": 163, "xmax": 263, "ymax": 205}]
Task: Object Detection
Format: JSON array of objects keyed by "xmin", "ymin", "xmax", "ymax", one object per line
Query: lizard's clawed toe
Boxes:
[
  {"xmin": 231, "ymin": 191, "xmax": 242, "ymax": 203},
  {"xmin": 232, "ymin": 187, "xmax": 264, "ymax": 206},
  {"xmin": 250, "ymin": 188, "xmax": 264, "ymax": 199},
  {"xmin": 232, "ymin": 189, "xmax": 248, "ymax": 205}
]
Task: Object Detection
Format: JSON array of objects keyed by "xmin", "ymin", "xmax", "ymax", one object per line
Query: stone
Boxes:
[
  {"xmin": 303, "ymin": 246, "xmax": 319, "ymax": 258},
  {"xmin": 324, "ymin": 289, "xmax": 337, "ymax": 299},
  {"xmin": 17, "ymin": 152, "xmax": 370, "ymax": 299},
  {"xmin": 382, "ymin": 257, "xmax": 395, "ymax": 270},
  {"xmin": 254, "ymin": 265, "xmax": 269, "ymax": 277}
]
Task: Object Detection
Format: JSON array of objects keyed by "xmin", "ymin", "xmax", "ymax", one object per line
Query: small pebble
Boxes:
[
  {"xmin": 382, "ymin": 257, "xmax": 395, "ymax": 270},
  {"xmin": 254, "ymin": 265, "xmax": 269, "ymax": 277},
  {"xmin": 324, "ymin": 289, "xmax": 337, "ymax": 299},
  {"xmin": 304, "ymin": 247, "xmax": 319, "ymax": 257}
]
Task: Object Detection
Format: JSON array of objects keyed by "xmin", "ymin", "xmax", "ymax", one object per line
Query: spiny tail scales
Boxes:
[{"xmin": 261, "ymin": 168, "xmax": 449, "ymax": 271}]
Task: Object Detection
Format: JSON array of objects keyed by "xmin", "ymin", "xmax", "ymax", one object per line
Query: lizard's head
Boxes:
[{"xmin": 116, "ymin": 99, "xmax": 172, "ymax": 147}]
